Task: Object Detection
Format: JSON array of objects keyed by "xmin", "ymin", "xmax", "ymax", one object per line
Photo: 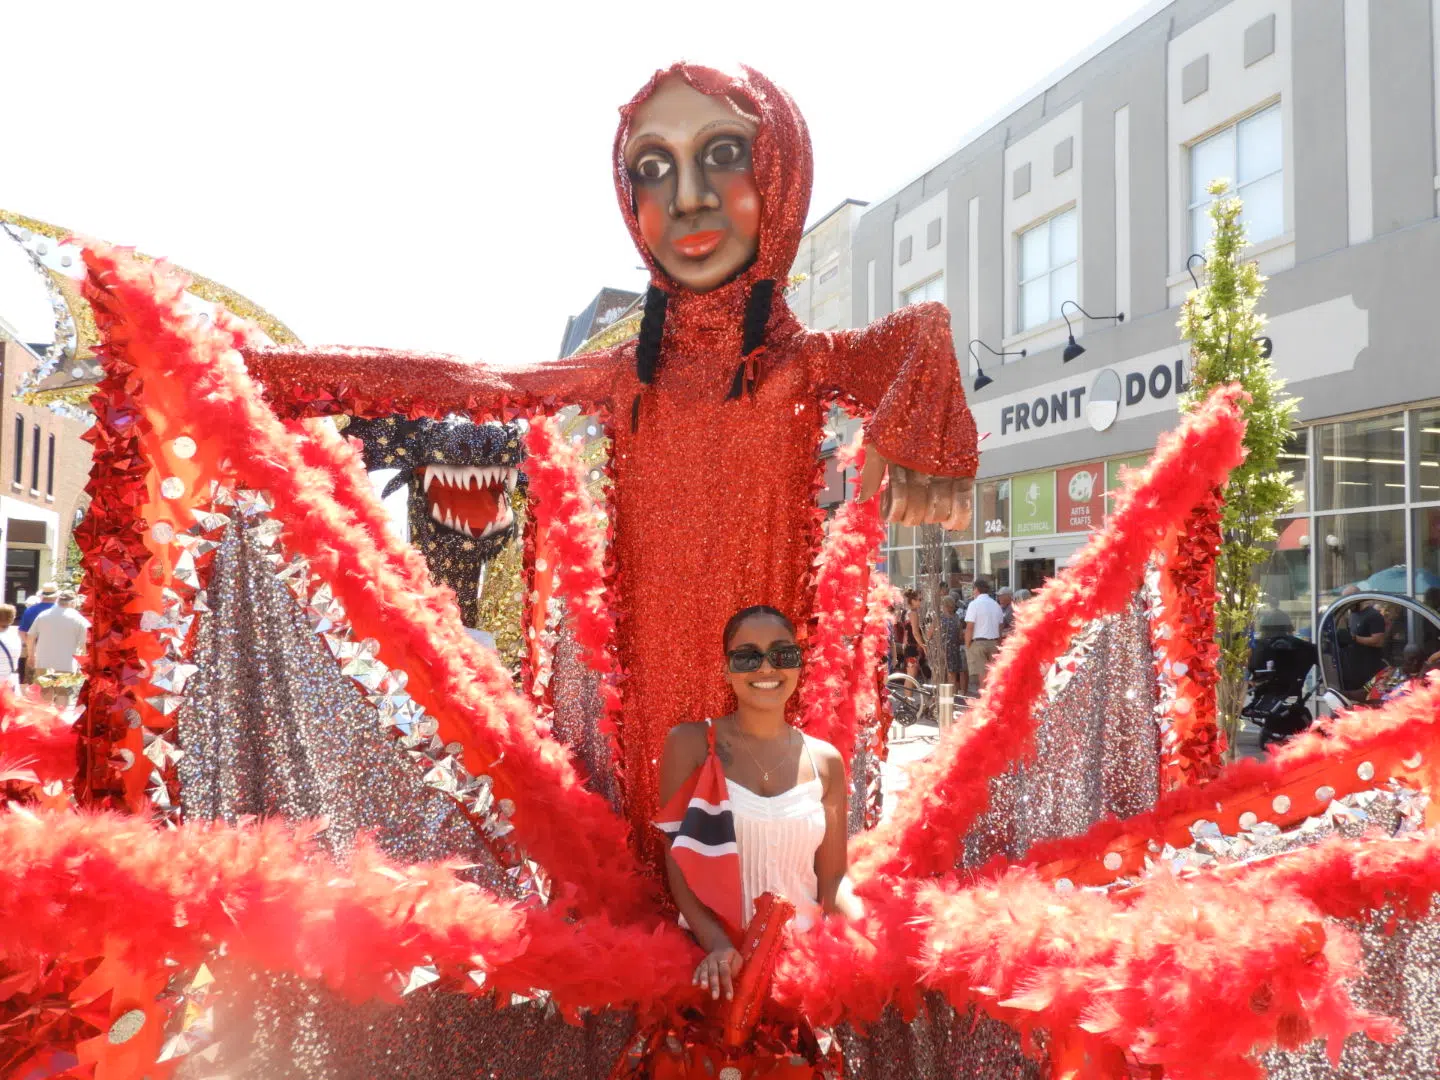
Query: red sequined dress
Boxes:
[{"xmin": 245, "ymin": 63, "xmax": 978, "ymax": 863}]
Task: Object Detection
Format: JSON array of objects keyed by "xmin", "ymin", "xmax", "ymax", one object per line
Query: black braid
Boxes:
[
  {"xmin": 741, "ymin": 279, "xmax": 775, "ymax": 355},
  {"xmin": 725, "ymin": 278, "xmax": 776, "ymax": 401},
  {"xmin": 635, "ymin": 285, "xmax": 668, "ymax": 386},
  {"xmin": 631, "ymin": 285, "xmax": 668, "ymax": 433}
]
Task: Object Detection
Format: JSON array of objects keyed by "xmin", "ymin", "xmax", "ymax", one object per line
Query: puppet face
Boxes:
[{"xmin": 624, "ymin": 76, "xmax": 762, "ymax": 293}]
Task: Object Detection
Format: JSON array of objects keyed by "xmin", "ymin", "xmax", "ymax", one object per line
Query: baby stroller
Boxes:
[{"xmin": 1242, "ymin": 633, "xmax": 1318, "ymax": 749}]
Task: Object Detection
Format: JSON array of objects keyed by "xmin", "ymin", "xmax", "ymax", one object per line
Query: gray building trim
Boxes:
[
  {"xmin": 1053, "ymin": 135, "xmax": 1074, "ymax": 175},
  {"xmin": 1244, "ymin": 13, "xmax": 1276, "ymax": 67},
  {"xmin": 1292, "ymin": 0, "xmax": 1350, "ymax": 261},
  {"xmin": 1181, "ymin": 55, "xmax": 1209, "ymax": 102},
  {"xmin": 1368, "ymin": 1, "xmax": 1436, "ymax": 236},
  {"xmin": 1013, "ymin": 162, "xmax": 1032, "ymax": 198}
]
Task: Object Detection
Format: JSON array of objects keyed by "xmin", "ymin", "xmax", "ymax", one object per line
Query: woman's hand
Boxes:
[{"xmin": 693, "ymin": 944, "xmax": 743, "ymax": 1001}]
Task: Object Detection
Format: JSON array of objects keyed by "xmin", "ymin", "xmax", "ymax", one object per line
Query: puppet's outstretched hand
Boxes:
[{"xmin": 857, "ymin": 445, "xmax": 973, "ymax": 530}]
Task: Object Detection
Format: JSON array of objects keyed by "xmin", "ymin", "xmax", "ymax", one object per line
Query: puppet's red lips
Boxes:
[
  {"xmin": 673, "ymin": 230, "xmax": 723, "ymax": 258},
  {"xmin": 420, "ymin": 466, "xmax": 516, "ymax": 539}
]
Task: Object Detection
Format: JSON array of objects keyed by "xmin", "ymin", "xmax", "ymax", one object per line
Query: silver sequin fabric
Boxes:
[
  {"xmin": 178, "ymin": 518, "xmax": 631, "ymax": 1078},
  {"xmin": 963, "ymin": 601, "xmax": 1160, "ymax": 867},
  {"xmin": 548, "ymin": 615, "xmax": 621, "ymax": 813},
  {"xmin": 842, "ymin": 601, "xmax": 1160, "ymax": 1079}
]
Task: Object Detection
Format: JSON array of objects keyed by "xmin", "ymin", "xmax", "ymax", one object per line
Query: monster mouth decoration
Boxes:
[{"xmin": 420, "ymin": 465, "xmax": 519, "ymax": 540}]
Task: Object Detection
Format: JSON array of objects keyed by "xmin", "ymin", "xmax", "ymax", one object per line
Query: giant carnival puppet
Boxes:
[
  {"xmin": 245, "ymin": 63, "xmax": 978, "ymax": 861},
  {"xmin": 6, "ymin": 61, "xmax": 1440, "ymax": 1080}
]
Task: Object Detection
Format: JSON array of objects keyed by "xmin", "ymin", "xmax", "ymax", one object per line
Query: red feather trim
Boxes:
[{"xmin": 799, "ymin": 439, "xmax": 886, "ymax": 763}]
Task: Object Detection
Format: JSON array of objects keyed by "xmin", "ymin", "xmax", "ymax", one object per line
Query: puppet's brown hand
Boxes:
[{"xmin": 857, "ymin": 446, "xmax": 973, "ymax": 530}]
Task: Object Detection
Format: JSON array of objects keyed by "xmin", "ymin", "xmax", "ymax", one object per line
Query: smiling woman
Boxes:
[
  {"xmin": 651, "ymin": 604, "xmax": 858, "ymax": 1073},
  {"xmin": 657, "ymin": 607, "xmax": 859, "ymax": 991}
]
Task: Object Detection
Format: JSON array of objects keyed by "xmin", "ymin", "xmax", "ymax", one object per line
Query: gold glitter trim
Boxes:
[{"xmin": 18, "ymin": 384, "xmax": 96, "ymax": 409}]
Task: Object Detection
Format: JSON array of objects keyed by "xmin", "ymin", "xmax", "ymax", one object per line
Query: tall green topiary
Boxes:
[{"xmin": 1178, "ymin": 180, "xmax": 1300, "ymax": 752}]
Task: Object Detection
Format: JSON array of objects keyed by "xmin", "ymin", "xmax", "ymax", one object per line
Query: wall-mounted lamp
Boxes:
[
  {"xmin": 1258, "ymin": 336, "xmax": 1273, "ymax": 359},
  {"xmin": 1060, "ymin": 301, "xmax": 1126, "ymax": 363},
  {"xmin": 968, "ymin": 339, "xmax": 1026, "ymax": 393}
]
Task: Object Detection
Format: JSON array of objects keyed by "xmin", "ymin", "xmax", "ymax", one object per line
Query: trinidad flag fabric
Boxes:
[{"xmin": 654, "ymin": 722, "xmax": 744, "ymax": 939}]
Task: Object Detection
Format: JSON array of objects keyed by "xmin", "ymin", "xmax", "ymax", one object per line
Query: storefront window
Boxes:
[
  {"xmin": 1255, "ymin": 523, "xmax": 1312, "ymax": 637},
  {"xmin": 978, "ymin": 540, "xmax": 1010, "ymax": 590},
  {"xmin": 888, "ymin": 547, "xmax": 915, "ymax": 585},
  {"xmin": 977, "ymin": 479, "xmax": 1010, "ymax": 540},
  {"xmin": 944, "ymin": 541, "xmax": 976, "ymax": 594},
  {"xmin": 1315, "ymin": 509, "xmax": 1407, "ymax": 608},
  {"xmin": 1316, "ymin": 412, "xmax": 1406, "ymax": 511},
  {"xmin": 1277, "ymin": 428, "xmax": 1309, "ymax": 514},
  {"xmin": 1411, "ymin": 406, "xmax": 1440, "ymax": 502}
]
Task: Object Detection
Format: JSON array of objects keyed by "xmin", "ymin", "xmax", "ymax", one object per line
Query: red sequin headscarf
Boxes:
[{"xmin": 613, "ymin": 64, "xmax": 814, "ymax": 412}]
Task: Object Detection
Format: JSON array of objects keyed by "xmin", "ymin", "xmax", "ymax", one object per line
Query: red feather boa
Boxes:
[
  {"xmin": 0, "ymin": 685, "xmax": 76, "ymax": 802},
  {"xmin": 522, "ymin": 416, "xmax": 620, "ymax": 679},
  {"xmin": 0, "ymin": 809, "xmax": 695, "ymax": 1018},
  {"xmin": 799, "ymin": 440, "xmax": 886, "ymax": 762},
  {"xmin": 81, "ymin": 245, "xmax": 654, "ymax": 922},
  {"xmin": 5, "ymin": 801, "xmax": 1429, "ymax": 1078},
  {"xmin": 852, "ymin": 386, "xmax": 1250, "ymax": 882}
]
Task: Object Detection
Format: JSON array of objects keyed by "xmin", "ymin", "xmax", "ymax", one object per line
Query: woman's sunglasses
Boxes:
[{"xmin": 727, "ymin": 643, "xmax": 803, "ymax": 673}]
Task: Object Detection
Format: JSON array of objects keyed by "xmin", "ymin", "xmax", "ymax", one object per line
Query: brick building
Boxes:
[{"xmin": 0, "ymin": 338, "xmax": 94, "ymax": 605}]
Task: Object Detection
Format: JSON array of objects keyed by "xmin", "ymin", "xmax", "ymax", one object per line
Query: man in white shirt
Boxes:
[
  {"xmin": 964, "ymin": 577, "xmax": 1005, "ymax": 694},
  {"xmin": 30, "ymin": 590, "xmax": 90, "ymax": 705}
]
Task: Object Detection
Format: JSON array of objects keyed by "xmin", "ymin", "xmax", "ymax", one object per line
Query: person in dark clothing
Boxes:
[
  {"xmin": 898, "ymin": 588, "xmax": 931, "ymax": 682},
  {"xmin": 937, "ymin": 595, "xmax": 967, "ymax": 696},
  {"xmin": 1338, "ymin": 588, "xmax": 1387, "ymax": 691}
]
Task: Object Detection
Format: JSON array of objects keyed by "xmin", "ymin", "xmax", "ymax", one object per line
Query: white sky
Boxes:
[{"xmin": 0, "ymin": 0, "xmax": 1154, "ymax": 361}]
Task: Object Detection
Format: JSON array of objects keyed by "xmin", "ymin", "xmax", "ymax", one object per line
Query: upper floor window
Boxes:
[
  {"xmin": 11, "ymin": 417, "xmax": 22, "ymax": 486},
  {"xmin": 1017, "ymin": 207, "xmax": 1077, "ymax": 332},
  {"xmin": 46, "ymin": 434, "xmax": 55, "ymax": 496},
  {"xmin": 1188, "ymin": 102, "xmax": 1283, "ymax": 256},
  {"xmin": 30, "ymin": 426, "xmax": 40, "ymax": 491},
  {"xmin": 901, "ymin": 273, "xmax": 945, "ymax": 307}
]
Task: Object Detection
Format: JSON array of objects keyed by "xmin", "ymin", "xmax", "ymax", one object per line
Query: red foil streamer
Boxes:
[{"xmin": 1156, "ymin": 487, "xmax": 1227, "ymax": 789}]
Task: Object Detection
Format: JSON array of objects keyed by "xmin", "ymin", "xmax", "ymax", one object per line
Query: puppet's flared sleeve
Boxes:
[
  {"xmin": 810, "ymin": 301, "xmax": 978, "ymax": 478},
  {"xmin": 241, "ymin": 344, "xmax": 622, "ymax": 421}
]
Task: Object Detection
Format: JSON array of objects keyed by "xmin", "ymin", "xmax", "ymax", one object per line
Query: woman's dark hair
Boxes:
[
  {"xmin": 722, "ymin": 604, "xmax": 795, "ymax": 651},
  {"xmin": 902, "ymin": 588, "xmax": 921, "ymax": 603}
]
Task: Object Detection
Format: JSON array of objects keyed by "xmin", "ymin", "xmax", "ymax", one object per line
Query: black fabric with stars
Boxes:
[{"xmin": 347, "ymin": 415, "xmax": 526, "ymax": 627}]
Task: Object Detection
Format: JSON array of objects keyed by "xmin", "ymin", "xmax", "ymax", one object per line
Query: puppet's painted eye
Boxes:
[
  {"xmin": 703, "ymin": 136, "xmax": 749, "ymax": 170},
  {"xmin": 631, "ymin": 151, "xmax": 673, "ymax": 183}
]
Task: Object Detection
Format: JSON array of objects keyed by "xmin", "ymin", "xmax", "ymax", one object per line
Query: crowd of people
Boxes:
[
  {"xmin": 0, "ymin": 581, "xmax": 90, "ymax": 701},
  {"xmin": 889, "ymin": 577, "xmax": 1032, "ymax": 699}
]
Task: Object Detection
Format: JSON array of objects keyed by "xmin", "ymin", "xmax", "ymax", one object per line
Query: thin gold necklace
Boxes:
[{"xmin": 731, "ymin": 718, "xmax": 795, "ymax": 785}]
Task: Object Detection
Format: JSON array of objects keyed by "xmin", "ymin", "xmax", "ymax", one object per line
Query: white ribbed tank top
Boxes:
[{"xmin": 723, "ymin": 727, "xmax": 827, "ymax": 931}]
